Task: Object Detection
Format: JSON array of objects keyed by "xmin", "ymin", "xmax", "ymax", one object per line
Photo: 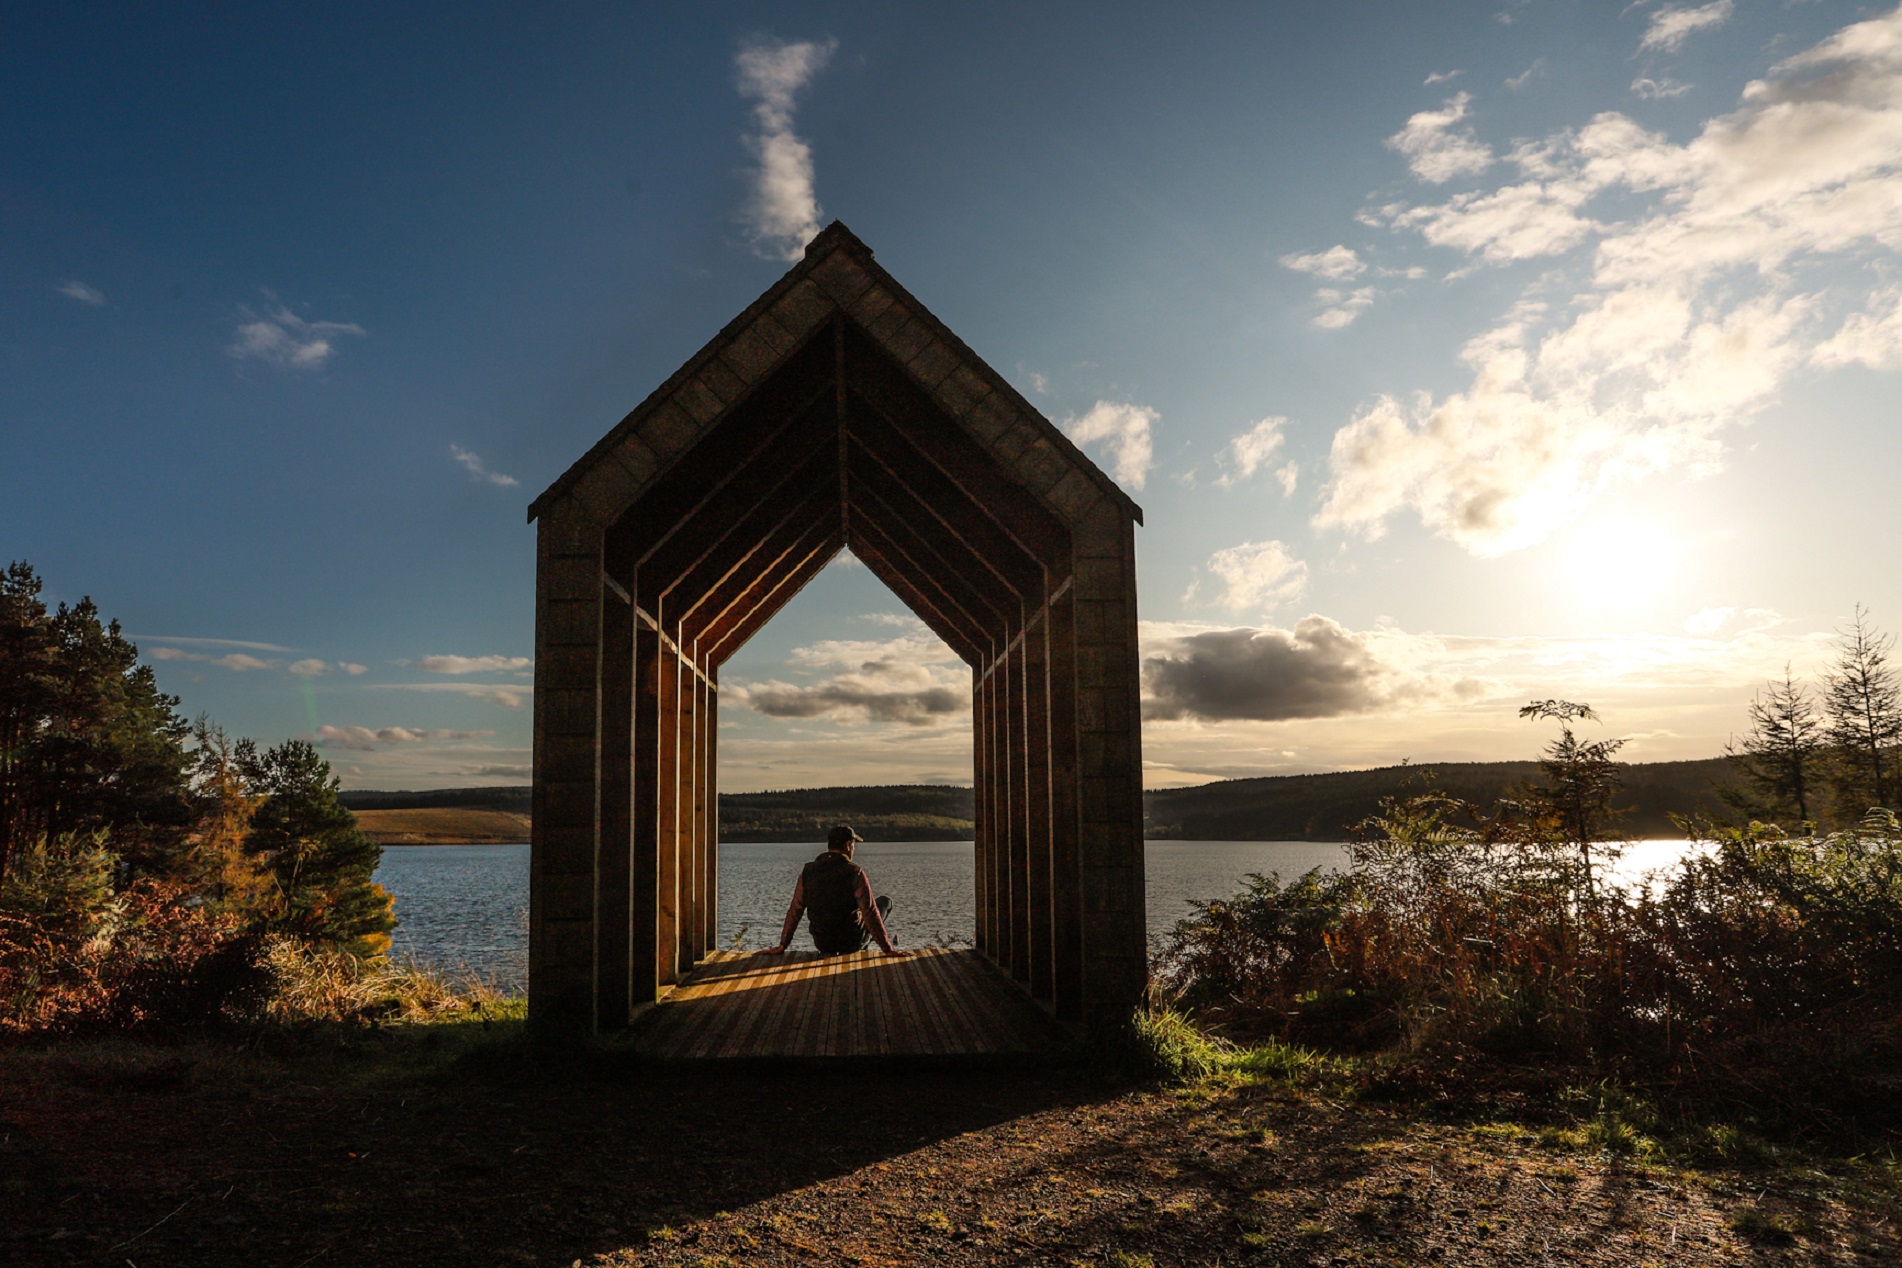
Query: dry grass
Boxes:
[{"xmin": 350, "ymin": 808, "xmax": 531, "ymax": 844}]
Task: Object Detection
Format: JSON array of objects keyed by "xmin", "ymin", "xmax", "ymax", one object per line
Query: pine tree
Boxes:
[
  {"xmin": 240, "ymin": 738, "xmax": 395, "ymax": 957},
  {"xmin": 0, "ymin": 562, "xmax": 193, "ymax": 883},
  {"xmin": 1823, "ymin": 607, "xmax": 1902, "ymax": 817},
  {"xmin": 1517, "ymin": 699, "xmax": 1626, "ymax": 900},
  {"xmin": 1727, "ymin": 664, "xmax": 1821, "ymax": 826},
  {"xmin": 182, "ymin": 720, "xmax": 269, "ymax": 912}
]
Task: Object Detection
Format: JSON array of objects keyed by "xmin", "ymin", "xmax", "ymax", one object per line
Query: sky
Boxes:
[{"xmin": 6, "ymin": 1, "xmax": 1901, "ymax": 792}]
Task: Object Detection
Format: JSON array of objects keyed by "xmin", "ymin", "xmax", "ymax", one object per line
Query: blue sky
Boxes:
[{"xmin": 6, "ymin": 2, "xmax": 1901, "ymax": 790}]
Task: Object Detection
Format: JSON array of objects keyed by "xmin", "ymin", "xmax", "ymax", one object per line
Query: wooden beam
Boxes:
[
  {"xmin": 841, "ymin": 323, "xmax": 1072, "ymax": 572},
  {"xmin": 681, "ymin": 497, "xmax": 836, "ymax": 648},
  {"xmin": 849, "ymin": 509, "xmax": 998, "ymax": 652},
  {"xmin": 841, "ymin": 537, "xmax": 985, "ymax": 667},
  {"xmin": 846, "ymin": 406, "xmax": 1046, "ymax": 598},
  {"xmin": 603, "ymin": 334, "xmax": 836, "ymax": 578},
  {"xmin": 702, "ymin": 528, "xmax": 844, "ymax": 663}
]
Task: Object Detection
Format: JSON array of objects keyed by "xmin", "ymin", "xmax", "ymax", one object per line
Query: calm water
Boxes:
[{"xmin": 373, "ymin": 838, "xmax": 1696, "ymax": 994}]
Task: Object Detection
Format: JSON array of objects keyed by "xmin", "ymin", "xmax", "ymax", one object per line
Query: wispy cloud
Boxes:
[
  {"xmin": 1321, "ymin": 6, "xmax": 1902, "ymax": 556},
  {"xmin": 1312, "ymin": 287, "xmax": 1377, "ymax": 329},
  {"xmin": 1387, "ymin": 92, "xmax": 1493, "ymax": 183},
  {"xmin": 1063, "ymin": 400, "xmax": 1156, "ymax": 491},
  {"xmin": 735, "ymin": 36, "xmax": 837, "ymax": 261},
  {"xmin": 450, "ymin": 445, "xmax": 518, "ymax": 488},
  {"xmin": 1281, "ymin": 247, "xmax": 1378, "ymax": 328},
  {"xmin": 56, "ymin": 280, "xmax": 106, "ymax": 306},
  {"xmin": 1280, "ymin": 245, "xmax": 1365, "ymax": 281},
  {"xmin": 1216, "ymin": 417, "xmax": 1290, "ymax": 488},
  {"xmin": 1506, "ymin": 60, "xmax": 1543, "ymax": 91},
  {"xmin": 288, "ymin": 659, "xmax": 329, "ymax": 677},
  {"xmin": 313, "ymin": 725, "xmax": 496, "ymax": 752},
  {"xmin": 1424, "ymin": 70, "xmax": 1462, "ymax": 86},
  {"xmin": 1632, "ymin": 77, "xmax": 1692, "ymax": 100},
  {"xmin": 418, "ymin": 654, "xmax": 533, "ymax": 675},
  {"xmin": 378, "ymin": 683, "xmax": 530, "ymax": 708},
  {"xmin": 227, "ymin": 299, "xmax": 365, "ymax": 370},
  {"xmin": 1184, "ymin": 540, "xmax": 1309, "ymax": 613},
  {"xmin": 132, "ymin": 635, "xmax": 294, "ymax": 652},
  {"xmin": 1640, "ymin": 0, "xmax": 1735, "ymax": 54}
]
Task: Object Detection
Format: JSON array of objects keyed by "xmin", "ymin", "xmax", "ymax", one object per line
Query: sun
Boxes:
[{"xmin": 1558, "ymin": 514, "xmax": 1681, "ymax": 615}]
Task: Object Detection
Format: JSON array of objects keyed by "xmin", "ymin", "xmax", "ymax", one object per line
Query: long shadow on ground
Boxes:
[{"xmin": 2, "ymin": 1023, "xmax": 1109, "ymax": 1267}]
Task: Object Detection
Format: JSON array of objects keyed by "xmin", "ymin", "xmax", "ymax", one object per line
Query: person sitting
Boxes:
[{"xmin": 759, "ymin": 824, "xmax": 911, "ymax": 957}]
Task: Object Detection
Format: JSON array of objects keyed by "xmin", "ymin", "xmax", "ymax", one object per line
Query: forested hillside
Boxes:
[{"xmin": 1143, "ymin": 757, "xmax": 1737, "ymax": 841}]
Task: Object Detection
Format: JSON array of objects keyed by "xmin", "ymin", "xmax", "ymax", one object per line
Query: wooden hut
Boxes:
[{"xmin": 526, "ymin": 223, "xmax": 1145, "ymax": 1038}]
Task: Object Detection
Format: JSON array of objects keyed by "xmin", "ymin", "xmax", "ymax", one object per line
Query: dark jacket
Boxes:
[{"xmin": 800, "ymin": 850, "xmax": 866, "ymax": 952}]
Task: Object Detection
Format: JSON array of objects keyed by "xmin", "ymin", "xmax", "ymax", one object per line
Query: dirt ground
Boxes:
[{"xmin": 4, "ymin": 1026, "xmax": 1898, "ymax": 1267}]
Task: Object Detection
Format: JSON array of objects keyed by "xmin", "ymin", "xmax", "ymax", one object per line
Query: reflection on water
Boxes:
[{"xmin": 373, "ymin": 838, "xmax": 1698, "ymax": 993}]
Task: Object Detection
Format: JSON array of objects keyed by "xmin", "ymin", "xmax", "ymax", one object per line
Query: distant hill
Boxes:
[
  {"xmin": 719, "ymin": 785, "xmax": 976, "ymax": 841},
  {"xmin": 1142, "ymin": 757, "xmax": 1737, "ymax": 841},
  {"xmin": 341, "ymin": 786, "xmax": 531, "ymax": 814},
  {"xmin": 344, "ymin": 759, "xmax": 1741, "ymax": 844}
]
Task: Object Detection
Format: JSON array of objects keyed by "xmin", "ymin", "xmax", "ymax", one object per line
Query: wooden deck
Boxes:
[{"xmin": 622, "ymin": 948, "xmax": 1070, "ymax": 1061}]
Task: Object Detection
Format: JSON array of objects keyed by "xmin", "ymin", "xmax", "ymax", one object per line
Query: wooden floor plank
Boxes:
[{"xmin": 626, "ymin": 948, "xmax": 1067, "ymax": 1061}]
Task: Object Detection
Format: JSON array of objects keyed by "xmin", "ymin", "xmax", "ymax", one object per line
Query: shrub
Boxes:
[{"xmin": 1156, "ymin": 796, "xmax": 1902, "ymax": 1128}]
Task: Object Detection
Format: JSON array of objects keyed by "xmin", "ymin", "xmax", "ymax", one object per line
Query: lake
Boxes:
[{"xmin": 373, "ymin": 838, "xmax": 1698, "ymax": 995}]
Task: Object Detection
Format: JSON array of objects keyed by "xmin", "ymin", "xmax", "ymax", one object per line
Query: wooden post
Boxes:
[
  {"xmin": 630, "ymin": 619, "xmax": 662, "ymax": 1004},
  {"xmin": 594, "ymin": 579, "xmax": 634, "ymax": 1030},
  {"xmin": 1046, "ymin": 588, "xmax": 1085, "ymax": 1022},
  {"xmin": 1024, "ymin": 609, "xmax": 1054, "ymax": 1003},
  {"xmin": 655, "ymin": 640, "xmax": 681, "ymax": 987},
  {"xmin": 1007, "ymin": 634, "xmax": 1031, "ymax": 984}
]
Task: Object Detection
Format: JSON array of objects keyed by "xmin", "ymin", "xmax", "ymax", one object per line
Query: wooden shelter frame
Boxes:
[{"xmin": 526, "ymin": 224, "xmax": 1146, "ymax": 1038}]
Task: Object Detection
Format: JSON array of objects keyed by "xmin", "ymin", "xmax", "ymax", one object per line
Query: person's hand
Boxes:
[{"xmin": 757, "ymin": 944, "xmax": 787, "ymax": 955}]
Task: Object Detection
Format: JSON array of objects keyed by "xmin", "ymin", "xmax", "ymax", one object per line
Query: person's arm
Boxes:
[
  {"xmin": 852, "ymin": 869, "xmax": 906, "ymax": 955},
  {"xmin": 761, "ymin": 874, "xmax": 806, "ymax": 953}
]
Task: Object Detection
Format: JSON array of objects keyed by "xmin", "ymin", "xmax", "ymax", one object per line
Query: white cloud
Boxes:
[
  {"xmin": 726, "ymin": 633, "xmax": 966, "ymax": 726},
  {"xmin": 212, "ymin": 653, "xmax": 275, "ymax": 672},
  {"xmin": 417, "ymin": 654, "xmax": 533, "ymax": 675},
  {"xmin": 227, "ymin": 300, "xmax": 364, "ymax": 370},
  {"xmin": 288, "ymin": 658, "xmax": 329, "ymax": 677},
  {"xmin": 313, "ymin": 725, "xmax": 496, "ymax": 752},
  {"xmin": 1274, "ymin": 462, "xmax": 1300, "ymax": 496},
  {"xmin": 735, "ymin": 36, "xmax": 837, "ymax": 261},
  {"xmin": 1216, "ymin": 417, "xmax": 1289, "ymax": 487},
  {"xmin": 1640, "ymin": 0, "xmax": 1735, "ymax": 55},
  {"xmin": 1187, "ymin": 540, "xmax": 1309, "ymax": 613},
  {"xmin": 379, "ymin": 683, "xmax": 530, "ymax": 708},
  {"xmin": 1279, "ymin": 245, "xmax": 1365, "ymax": 280},
  {"xmin": 341, "ymin": 662, "xmax": 368, "ymax": 676},
  {"xmin": 1312, "ymin": 286, "xmax": 1377, "ymax": 329},
  {"xmin": 1506, "ymin": 61, "xmax": 1543, "ymax": 91},
  {"xmin": 1387, "ymin": 92, "xmax": 1494, "ymax": 183},
  {"xmin": 1812, "ymin": 288, "xmax": 1902, "ymax": 369},
  {"xmin": 1063, "ymin": 400, "xmax": 1156, "ymax": 491},
  {"xmin": 1323, "ymin": 6, "xmax": 1902, "ymax": 555},
  {"xmin": 450, "ymin": 445, "xmax": 519, "ymax": 488},
  {"xmin": 1425, "ymin": 70, "xmax": 1462, "ymax": 86},
  {"xmin": 57, "ymin": 280, "xmax": 105, "ymax": 306}
]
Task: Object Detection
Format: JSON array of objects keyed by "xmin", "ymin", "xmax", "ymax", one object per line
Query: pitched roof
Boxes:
[{"xmin": 527, "ymin": 222, "xmax": 1142, "ymax": 528}]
